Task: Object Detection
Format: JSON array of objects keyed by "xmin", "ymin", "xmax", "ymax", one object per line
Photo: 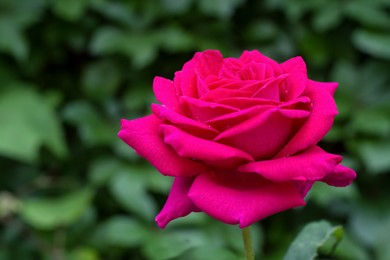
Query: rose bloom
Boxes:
[{"xmin": 119, "ymin": 50, "xmax": 356, "ymax": 228}]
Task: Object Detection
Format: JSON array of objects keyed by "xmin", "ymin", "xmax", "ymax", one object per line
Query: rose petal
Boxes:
[
  {"xmin": 155, "ymin": 177, "xmax": 200, "ymax": 228},
  {"xmin": 239, "ymin": 61, "xmax": 274, "ymax": 80},
  {"xmin": 161, "ymin": 124, "xmax": 253, "ymax": 168},
  {"xmin": 239, "ymin": 50, "xmax": 282, "ymax": 75},
  {"xmin": 118, "ymin": 115, "xmax": 208, "ymax": 177},
  {"xmin": 219, "ymin": 57, "xmax": 243, "ymax": 79},
  {"xmin": 151, "ymin": 104, "xmax": 219, "ymax": 140},
  {"xmin": 309, "ymin": 80, "xmax": 338, "ymax": 96},
  {"xmin": 218, "ymin": 97, "xmax": 280, "ymax": 110},
  {"xmin": 180, "ymin": 96, "xmax": 238, "ymax": 122},
  {"xmin": 239, "ymin": 146, "xmax": 342, "ymax": 182},
  {"xmin": 178, "ymin": 50, "xmax": 224, "ymax": 98},
  {"xmin": 321, "ymin": 164, "xmax": 356, "ymax": 187},
  {"xmin": 200, "ymin": 88, "xmax": 255, "ymax": 103},
  {"xmin": 188, "ymin": 171, "xmax": 306, "ymax": 228},
  {"xmin": 153, "ymin": 76, "xmax": 181, "ymax": 112},
  {"xmin": 279, "ymin": 56, "xmax": 308, "ymax": 101},
  {"xmin": 276, "ymin": 81, "xmax": 338, "ymax": 158},
  {"xmin": 206, "ymin": 105, "xmax": 274, "ymax": 131},
  {"xmin": 215, "ymin": 107, "xmax": 310, "ymax": 159}
]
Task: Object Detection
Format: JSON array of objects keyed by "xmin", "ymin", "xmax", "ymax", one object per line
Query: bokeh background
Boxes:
[{"xmin": 1, "ymin": 0, "xmax": 390, "ymax": 259}]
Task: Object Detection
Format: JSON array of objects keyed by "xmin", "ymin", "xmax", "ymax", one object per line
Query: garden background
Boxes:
[{"xmin": 1, "ymin": 0, "xmax": 390, "ymax": 259}]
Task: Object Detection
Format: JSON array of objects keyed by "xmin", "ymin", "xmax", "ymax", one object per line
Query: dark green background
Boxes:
[{"xmin": 1, "ymin": 0, "xmax": 390, "ymax": 259}]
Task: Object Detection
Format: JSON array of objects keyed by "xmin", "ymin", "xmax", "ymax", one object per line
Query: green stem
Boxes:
[{"xmin": 241, "ymin": 226, "xmax": 255, "ymax": 260}]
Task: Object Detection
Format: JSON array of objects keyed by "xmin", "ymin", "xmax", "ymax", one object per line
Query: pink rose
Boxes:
[{"xmin": 118, "ymin": 50, "xmax": 356, "ymax": 228}]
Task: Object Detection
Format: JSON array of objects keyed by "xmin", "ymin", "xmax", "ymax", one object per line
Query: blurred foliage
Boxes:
[{"xmin": 0, "ymin": 0, "xmax": 390, "ymax": 259}]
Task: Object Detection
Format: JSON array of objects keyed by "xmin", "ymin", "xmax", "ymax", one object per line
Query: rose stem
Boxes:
[{"xmin": 241, "ymin": 226, "xmax": 255, "ymax": 260}]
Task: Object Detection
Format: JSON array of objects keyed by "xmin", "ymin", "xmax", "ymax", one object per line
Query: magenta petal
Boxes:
[
  {"xmin": 180, "ymin": 96, "xmax": 238, "ymax": 122},
  {"xmin": 178, "ymin": 50, "xmax": 223, "ymax": 98},
  {"xmin": 239, "ymin": 146, "xmax": 342, "ymax": 182},
  {"xmin": 279, "ymin": 57, "xmax": 308, "ymax": 101},
  {"xmin": 322, "ymin": 164, "xmax": 356, "ymax": 187},
  {"xmin": 276, "ymin": 81, "xmax": 338, "ymax": 158},
  {"xmin": 239, "ymin": 50, "xmax": 282, "ymax": 75},
  {"xmin": 118, "ymin": 115, "xmax": 208, "ymax": 177},
  {"xmin": 215, "ymin": 107, "xmax": 309, "ymax": 159},
  {"xmin": 151, "ymin": 104, "xmax": 219, "ymax": 140},
  {"xmin": 155, "ymin": 177, "xmax": 200, "ymax": 228},
  {"xmin": 153, "ymin": 76, "xmax": 181, "ymax": 112},
  {"xmin": 309, "ymin": 79, "xmax": 338, "ymax": 96},
  {"xmin": 161, "ymin": 125, "xmax": 253, "ymax": 168},
  {"xmin": 188, "ymin": 172, "xmax": 306, "ymax": 228}
]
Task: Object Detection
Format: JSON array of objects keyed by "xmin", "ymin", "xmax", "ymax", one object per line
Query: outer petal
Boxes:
[
  {"xmin": 161, "ymin": 125, "xmax": 253, "ymax": 168},
  {"xmin": 155, "ymin": 177, "xmax": 200, "ymax": 228},
  {"xmin": 151, "ymin": 104, "xmax": 219, "ymax": 140},
  {"xmin": 180, "ymin": 96, "xmax": 238, "ymax": 122},
  {"xmin": 188, "ymin": 171, "xmax": 306, "ymax": 228},
  {"xmin": 239, "ymin": 146, "xmax": 342, "ymax": 182},
  {"xmin": 215, "ymin": 107, "xmax": 309, "ymax": 160},
  {"xmin": 118, "ymin": 115, "xmax": 208, "ymax": 176},
  {"xmin": 321, "ymin": 164, "xmax": 356, "ymax": 187},
  {"xmin": 153, "ymin": 76, "xmax": 181, "ymax": 112},
  {"xmin": 276, "ymin": 80, "xmax": 338, "ymax": 158}
]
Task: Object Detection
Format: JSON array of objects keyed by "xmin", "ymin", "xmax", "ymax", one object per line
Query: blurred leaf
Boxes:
[
  {"xmin": 0, "ymin": 23, "xmax": 28, "ymax": 61},
  {"xmin": 333, "ymin": 233, "xmax": 369, "ymax": 260},
  {"xmin": 109, "ymin": 170, "xmax": 157, "ymax": 220},
  {"xmin": 161, "ymin": 0, "xmax": 193, "ymax": 14},
  {"xmin": 351, "ymin": 108, "xmax": 390, "ymax": 137},
  {"xmin": 353, "ymin": 30, "xmax": 390, "ymax": 59},
  {"xmin": 284, "ymin": 220, "xmax": 343, "ymax": 260},
  {"xmin": 51, "ymin": 0, "xmax": 91, "ymax": 22},
  {"xmin": 0, "ymin": 87, "xmax": 67, "ymax": 162},
  {"xmin": 90, "ymin": 216, "xmax": 147, "ymax": 247},
  {"xmin": 350, "ymin": 207, "xmax": 390, "ymax": 247},
  {"xmin": 198, "ymin": 0, "xmax": 245, "ymax": 18},
  {"xmin": 142, "ymin": 230, "xmax": 205, "ymax": 260},
  {"xmin": 158, "ymin": 26, "xmax": 195, "ymax": 52},
  {"xmin": 82, "ymin": 60, "xmax": 122, "ymax": 101},
  {"xmin": 62, "ymin": 101, "xmax": 116, "ymax": 146},
  {"xmin": 244, "ymin": 20, "xmax": 279, "ymax": 43},
  {"xmin": 345, "ymin": 2, "xmax": 390, "ymax": 30},
  {"xmin": 178, "ymin": 245, "xmax": 238, "ymax": 260},
  {"xmin": 20, "ymin": 188, "xmax": 93, "ymax": 230},
  {"xmin": 88, "ymin": 157, "xmax": 122, "ymax": 186},
  {"xmin": 312, "ymin": 2, "xmax": 342, "ymax": 32},
  {"xmin": 90, "ymin": 27, "xmax": 159, "ymax": 68},
  {"xmin": 356, "ymin": 140, "xmax": 390, "ymax": 174},
  {"xmin": 67, "ymin": 247, "xmax": 99, "ymax": 260},
  {"xmin": 308, "ymin": 182, "xmax": 358, "ymax": 207}
]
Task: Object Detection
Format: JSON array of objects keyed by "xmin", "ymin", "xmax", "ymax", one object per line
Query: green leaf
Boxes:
[
  {"xmin": 345, "ymin": 2, "xmax": 390, "ymax": 30},
  {"xmin": 353, "ymin": 30, "xmax": 390, "ymax": 59},
  {"xmin": 0, "ymin": 87, "xmax": 67, "ymax": 162},
  {"xmin": 81, "ymin": 60, "xmax": 122, "ymax": 101},
  {"xmin": 51, "ymin": 0, "xmax": 91, "ymax": 21},
  {"xmin": 356, "ymin": 140, "xmax": 390, "ymax": 174},
  {"xmin": 284, "ymin": 220, "xmax": 343, "ymax": 260},
  {"xmin": 142, "ymin": 230, "xmax": 205, "ymax": 260},
  {"xmin": 90, "ymin": 216, "xmax": 147, "ymax": 247},
  {"xmin": 351, "ymin": 108, "xmax": 390, "ymax": 137},
  {"xmin": 109, "ymin": 170, "xmax": 157, "ymax": 220},
  {"xmin": 177, "ymin": 246, "xmax": 238, "ymax": 260},
  {"xmin": 0, "ymin": 23, "xmax": 28, "ymax": 61},
  {"xmin": 67, "ymin": 247, "xmax": 99, "ymax": 260},
  {"xmin": 20, "ymin": 188, "xmax": 93, "ymax": 230},
  {"xmin": 62, "ymin": 101, "xmax": 116, "ymax": 146},
  {"xmin": 198, "ymin": 0, "xmax": 245, "ymax": 18}
]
